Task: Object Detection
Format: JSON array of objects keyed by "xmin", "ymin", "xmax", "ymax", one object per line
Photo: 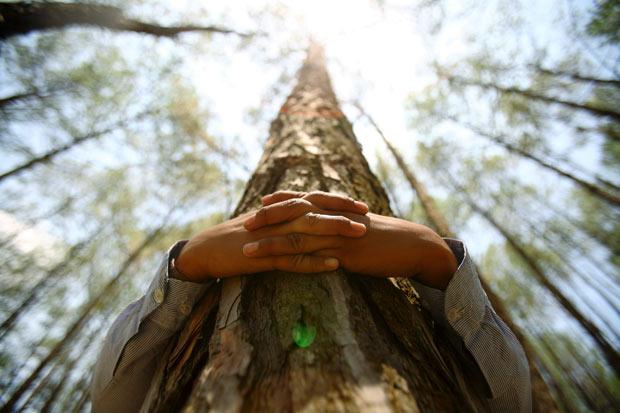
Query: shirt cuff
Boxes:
[
  {"xmin": 138, "ymin": 240, "xmax": 214, "ymax": 330},
  {"xmin": 411, "ymin": 239, "xmax": 487, "ymax": 343}
]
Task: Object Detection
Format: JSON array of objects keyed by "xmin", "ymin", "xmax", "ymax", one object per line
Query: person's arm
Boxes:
[
  {"xmin": 411, "ymin": 238, "xmax": 532, "ymax": 412},
  {"xmin": 91, "ymin": 241, "xmax": 213, "ymax": 413},
  {"xmin": 247, "ymin": 191, "xmax": 532, "ymax": 412},
  {"xmin": 91, "ymin": 195, "xmax": 370, "ymax": 412}
]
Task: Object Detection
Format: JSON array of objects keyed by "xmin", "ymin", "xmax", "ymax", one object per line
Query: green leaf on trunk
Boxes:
[{"xmin": 292, "ymin": 321, "xmax": 316, "ymax": 348}]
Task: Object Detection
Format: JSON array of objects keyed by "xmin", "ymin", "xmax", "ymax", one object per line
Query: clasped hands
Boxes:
[{"xmin": 175, "ymin": 191, "xmax": 458, "ymax": 290}]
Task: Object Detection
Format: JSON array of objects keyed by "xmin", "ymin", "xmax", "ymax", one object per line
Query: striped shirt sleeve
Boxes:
[
  {"xmin": 91, "ymin": 241, "xmax": 214, "ymax": 413},
  {"xmin": 411, "ymin": 238, "xmax": 532, "ymax": 413}
]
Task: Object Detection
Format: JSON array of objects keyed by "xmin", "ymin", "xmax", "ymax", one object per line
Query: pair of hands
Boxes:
[{"xmin": 175, "ymin": 191, "xmax": 458, "ymax": 290}]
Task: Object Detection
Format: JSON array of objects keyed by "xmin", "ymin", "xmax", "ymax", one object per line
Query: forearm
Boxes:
[
  {"xmin": 412, "ymin": 239, "xmax": 532, "ymax": 412},
  {"xmin": 91, "ymin": 241, "xmax": 213, "ymax": 413}
]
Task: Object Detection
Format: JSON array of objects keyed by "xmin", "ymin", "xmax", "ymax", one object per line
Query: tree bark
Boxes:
[
  {"xmin": 447, "ymin": 75, "xmax": 620, "ymax": 122},
  {"xmin": 146, "ymin": 43, "xmax": 490, "ymax": 413},
  {"xmin": 0, "ymin": 2, "xmax": 249, "ymax": 39},
  {"xmin": 355, "ymin": 104, "xmax": 559, "ymax": 412}
]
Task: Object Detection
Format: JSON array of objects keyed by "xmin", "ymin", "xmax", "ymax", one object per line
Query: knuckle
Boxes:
[
  {"xmin": 256, "ymin": 207, "xmax": 268, "ymax": 222},
  {"xmin": 336, "ymin": 216, "xmax": 351, "ymax": 226},
  {"xmin": 284, "ymin": 198, "xmax": 300, "ymax": 207},
  {"xmin": 306, "ymin": 212, "xmax": 319, "ymax": 227},
  {"xmin": 286, "ymin": 233, "xmax": 305, "ymax": 253},
  {"xmin": 260, "ymin": 237, "xmax": 275, "ymax": 252},
  {"xmin": 291, "ymin": 254, "xmax": 305, "ymax": 268},
  {"xmin": 290, "ymin": 198, "xmax": 311, "ymax": 210}
]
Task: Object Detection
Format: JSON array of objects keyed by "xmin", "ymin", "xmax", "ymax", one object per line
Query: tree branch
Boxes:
[{"xmin": 0, "ymin": 2, "xmax": 251, "ymax": 39}]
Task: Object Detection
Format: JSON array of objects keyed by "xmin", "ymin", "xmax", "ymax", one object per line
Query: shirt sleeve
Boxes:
[
  {"xmin": 91, "ymin": 241, "xmax": 215, "ymax": 413},
  {"xmin": 411, "ymin": 238, "xmax": 532, "ymax": 413}
]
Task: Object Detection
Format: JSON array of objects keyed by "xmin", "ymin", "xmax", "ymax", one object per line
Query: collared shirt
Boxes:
[{"xmin": 91, "ymin": 239, "xmax": 531, "ymax": 412}]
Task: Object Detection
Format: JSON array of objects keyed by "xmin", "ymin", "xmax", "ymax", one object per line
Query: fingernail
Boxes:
[
  {"xmin": 243, "ymin": 242, "xmax": 259, "ymax": 256},
  {"xmin": 261, "ymin": 194, "xmax": 271, "ymax": 204},
  {"xmin": 244, "ymin": 216, "xmax": 256, "ymax": 229},
  {"xmin": 355, "ymin": 201, "xmax": 369, "ymax": 212},
  {"xmin": 324, "ymin": 258, "xmax": 339, "ymax": 269},
  {"xmin": 350, "ymin": 222, "xmax": 366, "ymax": 234}
]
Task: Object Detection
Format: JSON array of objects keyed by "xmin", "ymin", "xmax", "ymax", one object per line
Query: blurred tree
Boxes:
[
  {"xmin": 586, "ymin": 0, "xmax": 620, "ymax": 44},
  {"xmin": 0, "ymin": 222, "xmax": 167, "ymax": 411},
  {"xmin": 0, "ymin": 1, "xmax": 249, "ymax": 39}
]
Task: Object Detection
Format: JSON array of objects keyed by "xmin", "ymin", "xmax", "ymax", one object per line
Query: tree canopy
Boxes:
[{"xmin": 0, "ymin": 0, "xmax": 618, "ymax": 411}]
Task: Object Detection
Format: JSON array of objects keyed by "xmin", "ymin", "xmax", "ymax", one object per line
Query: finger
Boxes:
[
  {"xmin": 282, "ymin": 213, "xmax": 366, "ymax": 237},
  {"xmin": 303, "ymin": 191, "xmax": 369, "ymax": 214},
  {"xmin": 242, "ymin": 234, "xmax": 341, "ymax": 257},
  {"xmin": 262, "ymin": 190, "xmax": 369, "ymax": 215},
  {"xmin": 244, "ymin": 198, "xmax": 320, "ymax": 230},
  {"xmin": 257, "ymin": 254, "xmax": 340, "ymax": 273},
  {"xmin": 262, "ymin": 191, "xmax": 306, "ymax": 206}
]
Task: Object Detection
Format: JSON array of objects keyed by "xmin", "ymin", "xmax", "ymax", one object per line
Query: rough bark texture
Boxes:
[
  {"xmin": 0, "ymin": 2, "xmax": 248, "ymax": 39},
  {"xmin": 356, "ymin": 105, "xmax": 558, "ymax": 412},
  {"xmin": 147, "ymin": 44, "xmax": 490, "ymax": 412}
]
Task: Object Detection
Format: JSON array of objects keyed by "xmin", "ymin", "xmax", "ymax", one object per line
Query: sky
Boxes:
[{"xmin": 0, "ymin": 0, "xmax": 618, "ymax": 389}]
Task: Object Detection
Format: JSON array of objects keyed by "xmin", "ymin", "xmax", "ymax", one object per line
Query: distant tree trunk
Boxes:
[
  {"xmin": 0, "ymin": 112, "xmax": 152, "ymax": 183},
  {"xmin": 490, "ymin": 191, "xmax": 620, "ymax": 320},
  {"xmin": 39, "ymin": 331, "xmax": 99, "ymax": 413},
  {"xmin": 536, "ymin": 336, "xmax": 606, "ymax": 413},
  {"xmin": 0, "ymin": 237, "xmax": 93, "ymax": 339},
  {"xmin": 454, "ymin": 188, "xmax": 620, "ymax": 378},
  {"xmin": 18, "ymin": 363, "xmax": 56, "ymax": 411},
  {"xmin": 0, "ymin": 225, "xmax": 165, "ymax": 412},
  {"xmin": 355, "ymin": 104, "xmax": 559, "ymax": 412},
  {"xmin": 440, "ymin": 115, "xmax": 620, "ymax": 206},
  {"xmin": 532, "ymin": 65, "xmax": 620, "ymax": 88},
  {"xmin": 66, "ymin": 373, "xmax": 92, "ymax": 413},
  {"xmin": 146, "ymin": 43, "xmax": 490, "ymax": 413},
  {"xmin": 446, "ymin": 75, "xmax": 620, "ymax": 122},
  {"xmin": 0, "ymin": 2, "xmax": 249, "ymax": 39},
  {"xmin": 0, "ymin": 90, "xmax": 39, "ymax": 108}
]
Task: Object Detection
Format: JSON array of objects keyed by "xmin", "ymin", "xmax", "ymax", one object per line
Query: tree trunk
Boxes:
[
  {"xmin": 0, "ymin": 2, "xmax": 249, "ymax": 39},
  {"xmin": 532, "ymin": 65, "xmax": 620, "ymax": 88},
  {"xmin": 0, "ymin": 236, "xmax": 94, "ymax": 340},
  {"xmin": 441, "ymin": 115, "xmax": 620, "ymax": 206},
  {"xmin": 146, "ymin": 43, "xmax": 490, "ymax": 413},
  {"xmin": 0, "ymin": 225, "xmax": 166, "ymax": 412},
  {"xmin": 0, "ymin": 111, "xmax": 152, "ymax": 183},
  {"xmin": 0, "ymin": 90, "xmax": 39, "ymax": 108},
  {"xmin": 355, "ymin": 104, "xmax": 559, "ymax": 412},
  {"xmin": 447, "ymin": 75, "xmax": 620, "ymax": 122},
  {"xmin": 39, "ymin": 330, "xmax": 99, "ymax": 413},
  {"xmin": 453, "ymin": 188, "xmax": 620, "ymax": 378},
  {"xmin": 490, "ymin": 191, "xmax": 620, "ymax": 321}
]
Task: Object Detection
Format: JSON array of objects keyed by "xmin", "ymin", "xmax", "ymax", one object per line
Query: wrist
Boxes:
[
  {"xmin": 173, "ymin": 242, "xmax": 210, "ymax": 282},
  {"xmin": 414, "ymin": 231, "xmax": 458, "ymax": 290}
]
